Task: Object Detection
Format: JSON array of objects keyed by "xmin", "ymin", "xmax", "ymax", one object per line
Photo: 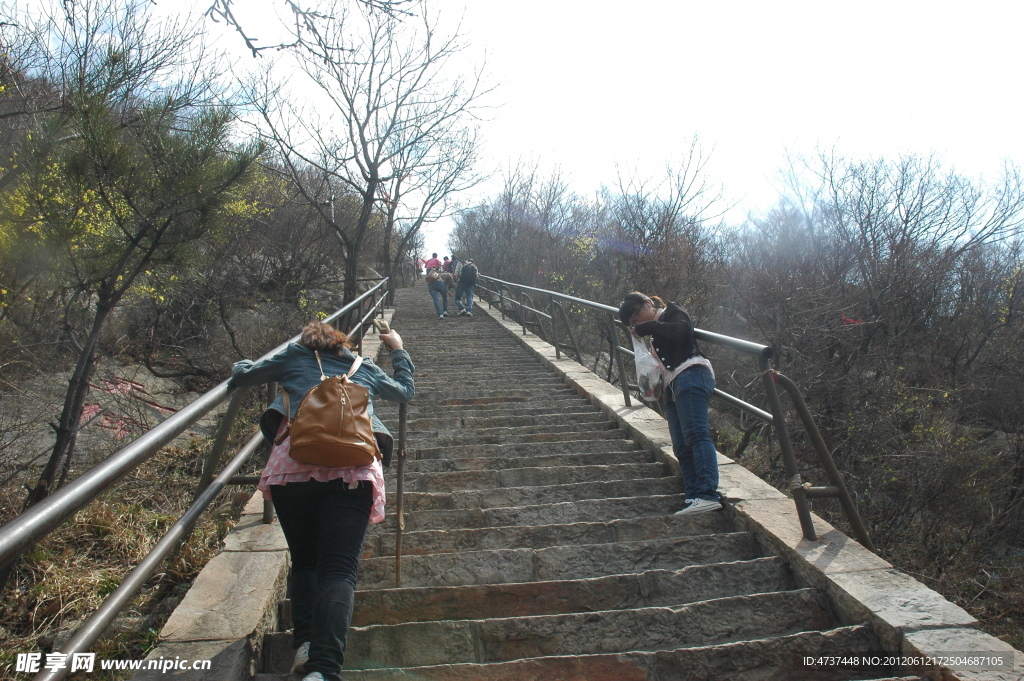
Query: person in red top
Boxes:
[{"xmin": 423, "ymin": 253, "xmax": 441, "ymax": 271}]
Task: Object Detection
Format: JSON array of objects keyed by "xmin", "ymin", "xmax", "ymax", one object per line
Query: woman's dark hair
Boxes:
[
  {"xmin": 618, "ymin": 292, "xmax": 648, "ymax": 327},
  {"xmin": 300, "ymin": 320, "xmax": 353, "ymax": 353},
  {"xmin": 618, "ymin": 292, "xmax": 666, "ymax": 326}
]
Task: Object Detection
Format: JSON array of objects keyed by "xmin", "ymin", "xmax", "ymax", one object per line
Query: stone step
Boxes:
[
  {"xmin": 419, "ymin": 427, "xmax": 629, "ymax": 450},
  {"xmin": 412, "ymin": 388, "xmax": 580, "ymax": 402},
  {"xmin": 356, "ymin": 533, "xmax": 760, "ymax": 590},
  {"xmin": 377, "ymin": 407, "xmax": 597, "ymax": 430},
  {"xmin": 371, "ymin": 493, "xmax": 694, "ymax": 532},
  {"xmin": 364, "ymin": 510, "xmax": 730, "ymax": 557},
  {"xmin": 376, "ymin": 398, "xmax": 592, "ymax": 418},
  {"xmin": 413, "ymin": 375, "xmax": 570, "ymax": 388},
  {"xmin": 413, "ymin": 438, "xmax": 641, "ymax": 460},
  {"xmin": 419, "ymin": 420, "xmax": 620, "ymax": 446},
  {"xmin": 409, "ymin": 365, "xmax": 547, "ymax": 375},
  {"xmin": 403, "ymin": 405, "xmax": 602, "ymax": 428},
  {"xmin": 345, "ymin": 588, "xmax": 834, "ymax": 669},
  {"xmin": 390, "ymin": 449, "xmax": 657, "ymax": 475},
  {"xmin": 395, "ymin": 476, "xmax": 684, "ymax": 512},
  {"xmin": 383, "ymin": 462, "xmax": 667, "ymax": 494},
  {"xmin": 250, "ymin": 624, "xmax": 899, "ymax": 681},
  {"xmin": 350, "ymin": 557, "xmax": 792, "ymax": 626},
  {"xmin": 395, "ymin": 338, "xmax": 526, "ymax": 347},
  {"xmin": 414, "ymin": 372, "xmax": 568, "ymax": 385},
  {"xmin": 415, "ymin": 393, "xmax": 593, "ymax": 409},
  {"xmin": 412, "ymin": 379, "xmax": 567, "ymax": 391},
  {"xmin": 405, "ymin": 411, "xmax": 610, "ymax": 430}
]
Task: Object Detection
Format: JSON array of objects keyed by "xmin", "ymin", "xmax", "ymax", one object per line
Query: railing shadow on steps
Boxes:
[
  {"xmin": 476, "ymin": 275, "xmax": 874, "ymax": 553},
  {"xmin": 0, "ymin": 278, "xmax": 406, "ymax": 681}
]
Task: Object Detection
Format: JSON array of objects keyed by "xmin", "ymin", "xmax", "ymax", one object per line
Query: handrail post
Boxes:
[
  {"xmin": 395, "ymin": 402, "xmax": 408, "ymax": 588},
  {"xmin": 772, "ymin": 372, "xmax": 875, "ymax": 551},
  {"xmin": 517, "ymin": 288, "xmax": 527, "ymax": 335},
  {"xmin": 612, "ymin": 314, "xmax": 632, "ymax": 407},
  {"xmin": 192, "ymin": 390, "xmax": 245, "ymax": 503},
  {"xmin": 263, "ymin": 383, "xmax": 278, "ymax": 524},
  {"xmin": 553, "ymin": 301, "xmax": 584, "ymax": 364},
  {"xmin": 356, "ymin": 298, "xmax": 365, "ymax": 354},
  {"xmin": 550, "ymin": 295, "xmax": 560, "ymax": 359},
  {"xmin": 759, "ymin": 356, "xmax": 817, "ymax": 541}
]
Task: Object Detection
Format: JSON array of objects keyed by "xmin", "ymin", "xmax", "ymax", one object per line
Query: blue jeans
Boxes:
[
  {"xmin": 271, "ymin": 479, "xmax": 373, "ymax": 681},
  {"xmin": 664, "ymin": 366, "xmax": 719, "ymax": 502},
  {"xmin": 454, "ymin": 280, "xmax": 475, "ymax": 312},
  {"xmin": 428, "ymin": 281, "xmax": 448, "ymax": 315}
]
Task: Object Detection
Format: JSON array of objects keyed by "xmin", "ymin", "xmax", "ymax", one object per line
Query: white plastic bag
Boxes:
[{"xmin": 631, "ymin": 335, "xmax": 665, "ymax": 402}]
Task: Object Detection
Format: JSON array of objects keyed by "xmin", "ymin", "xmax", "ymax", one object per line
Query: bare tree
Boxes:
[
  {"xmin": 204, "ymin": 0, "xmax": 413, "ymax": 58},
  {"xmin": 817, "ymin": 152, "xmax": 1024, "ymax": 360},
  {"xmin": 246, "ymin": 0, "xmax": 487, "ymax": 302}
]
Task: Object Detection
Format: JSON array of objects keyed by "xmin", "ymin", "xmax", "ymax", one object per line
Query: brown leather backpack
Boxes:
[{"xmin": 277, "ymin": 353, "xmax": 381, "ymax": 468}]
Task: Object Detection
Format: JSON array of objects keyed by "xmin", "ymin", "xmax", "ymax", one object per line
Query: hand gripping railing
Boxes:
[
  {"xmin": 0, "ymin": 278, "xmax": 401, "ymax": 681},
  {"xmin": 475, "ymin": 275, "xmax": 873, "ymax": 551}
]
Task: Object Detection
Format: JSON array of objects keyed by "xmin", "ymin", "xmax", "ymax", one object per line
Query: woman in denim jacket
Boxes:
[
  {"xmin": 228, "ymin": 320, "xmax": 414, "ymax": 681},
  {"xmin": 619, "ymin": 293, "xmax": 723, "ymax": 516}
]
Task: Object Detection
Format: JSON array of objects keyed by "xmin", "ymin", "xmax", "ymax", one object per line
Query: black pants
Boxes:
[{"xmin": 271, "ymin": 478, "xmax": 373, "ymax": 681}]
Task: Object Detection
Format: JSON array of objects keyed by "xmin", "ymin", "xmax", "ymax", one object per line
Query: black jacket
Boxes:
[{"xmin": 633, "ymin": 302, "xmax": 703, "ymax": 372}]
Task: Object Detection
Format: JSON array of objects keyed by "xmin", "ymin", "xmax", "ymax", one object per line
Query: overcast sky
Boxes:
[
  {"xmin": 190, "ymin": 0, "xmax": 1024, "ymax": 257},
  {"xmin": 415, "ymin": 0, "xmax": 1024, "ymax": 255}
]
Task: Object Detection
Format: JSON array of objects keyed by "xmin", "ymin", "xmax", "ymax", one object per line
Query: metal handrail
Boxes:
[
  {"xmin": 476, "ymin": 275, "xmax": 872, "ymax": 549},
  {"xmin": 0, "ymin": 279, "xmax": 401, "ymax": 678}
]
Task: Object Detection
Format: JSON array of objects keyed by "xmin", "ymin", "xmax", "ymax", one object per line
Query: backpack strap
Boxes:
[
  {"xmin": 345, "ymin": 355, "xmax": 364, "ymax": 380},
  {"xmin": 274, "ymin": 353, "xmax": 365, "ymax": 445}
]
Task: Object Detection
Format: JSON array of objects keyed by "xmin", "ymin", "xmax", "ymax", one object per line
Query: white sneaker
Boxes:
[
  {"xmin": 291, "ymin": 641, "xmax": 309, "ymax": 674},
  {"xmin": 301, "ymin": 673, "xmax": 325, "ymax": 681},
  {"xmin": 674, "ymin": 498, "xmax": 722, "ymax": 516},
  {"xmin": 465, "ymin": 311, "xmax": 473, "ymax": 317}
]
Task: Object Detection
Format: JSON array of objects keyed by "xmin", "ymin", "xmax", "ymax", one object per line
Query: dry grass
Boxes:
[{"xmin": 0, "ymin": 422, "xmax": 264, "ymax": 678}]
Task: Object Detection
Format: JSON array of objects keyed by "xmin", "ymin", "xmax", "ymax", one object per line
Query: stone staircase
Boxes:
[{"xmin": 254, "ymin": 283, "xmax": 928, "ymax": 681}]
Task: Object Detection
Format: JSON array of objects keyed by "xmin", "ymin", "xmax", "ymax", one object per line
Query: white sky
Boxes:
[
  {"xmin": 184, "ymin": 0, "xmax": 1024, "ymax": 257},
  {"xmin": 417, "ymin": 0, "xmax": 1024, "ymax": 256}
]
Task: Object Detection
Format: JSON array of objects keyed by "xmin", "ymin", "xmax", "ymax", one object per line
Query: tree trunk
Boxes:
[
  {"xmin": 24, "ymin": 299, "xmax": 113, "ymax": 509},
  {"xmin": 343, "ymin": 184, "xmax": 379, "ymax": 303}
]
